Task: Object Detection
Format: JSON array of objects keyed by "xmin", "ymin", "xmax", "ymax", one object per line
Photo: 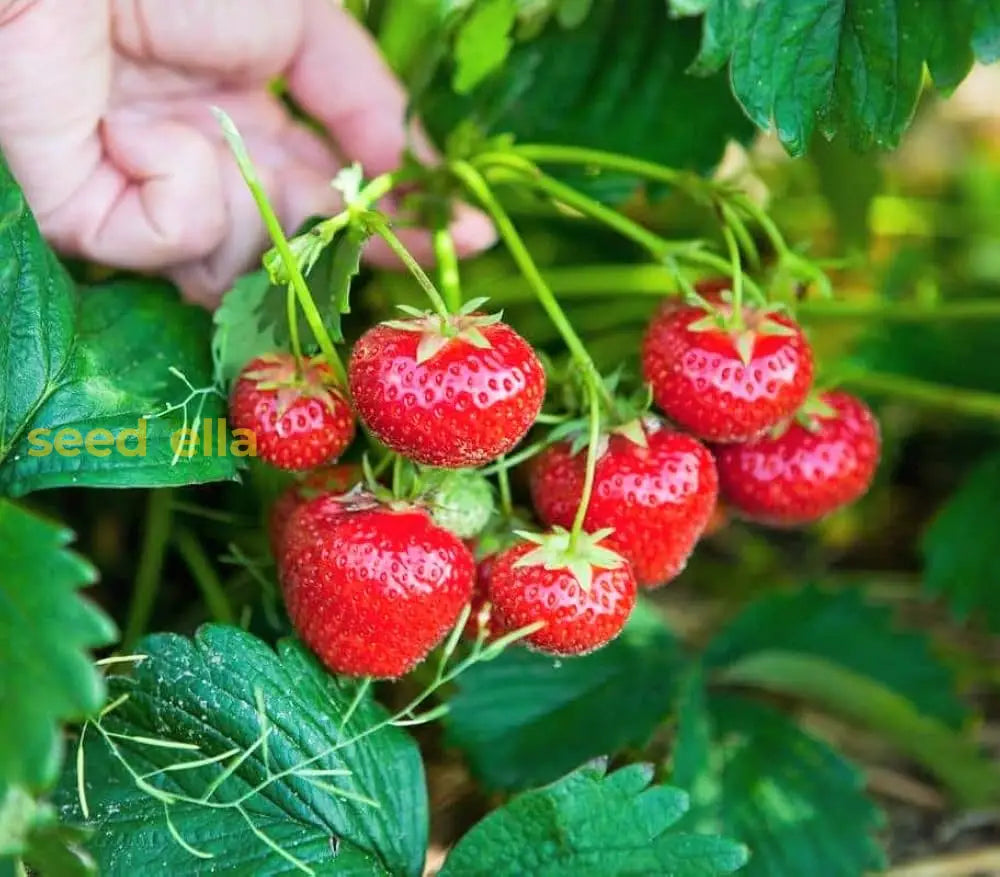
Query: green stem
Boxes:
[
  {"xmin": 285, "ymin": 284, "xmax": 302, "ymax": 362},
  {"xmin": 433, "ymin": 226, "xmax": 463, "ymax": 312},
  {"xmin": 721, "ymin": 225, "xmax": 744, "ymax": 315},
  {"xmin": 841, "ymin": 371, "xmax": 1000, "ymax": 421},
  {"xmin": 392, "ymin": 454, "xmax": 404, "ymax": 497},
  {"xmin": 732, "ymin": 193, "xmax": 789, "ymax": 257},
  {"xmin": 476, "ymin": 155, "xmax": 757, "ymax": 296},
  {"xmin": 451, "ymin": 160, "xmax": 613, "ymax": 411},
  {"xmin": 496, "ymin": 456, "xmax": 513, "ymax": 518},
  {"xmin": 123, "ymin": 489, "xmax": 174, "ymax": 649},
  {"xmin": 367, "ymin": 216, "xmax": 451, "ymax": 318},
  {"xmin": 174, "ymin": 528, "xmax": 234, "ymax": 625},
  {"xmin": 215, "ymin": 109, "xmax": 347, "ymax": 385},
  {"xmin": 509, "ymin": 144, "xmax": 688, "ymax": 189},
  {"xmin": 570, "ymin": 391, "xmax": 602, "ymax": 548}
]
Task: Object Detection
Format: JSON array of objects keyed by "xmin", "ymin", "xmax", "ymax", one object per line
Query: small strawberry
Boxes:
[
  {"xmin": 641, "ymin": 298, "xmax": 813, "ymax": 443},
  {"xmin": 529, "ymin": 417, "xmax": 717, "ymax": 587},
  {"xmin": 268, "ymin": 464, "xmax": 363, "ymax": 560},
  {"xmin": 230, "ymin": 353, "xmax": 355, "ymax": 471},
  {"xmin": 488, "ymin": 528, "xmax": 636, "ymax": 656},
  {"xmin": 348, "ymin": 305, "xmax": 546, "ymax": 468},
  {"xmin": 714, "ymin": 391, "xmax": 880, "ymax": 526},
  {"xmin": 423, "ymin": 469, "xmax": 495, "ymax": 539},
  {"xmin": 280, "ymin": 493, "xmax": 475, "ymax": 678}
]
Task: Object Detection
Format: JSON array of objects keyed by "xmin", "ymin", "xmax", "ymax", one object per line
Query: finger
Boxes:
[
  {"xmin": 287, "ymin": 0, "xmax": 436, "ymax": 175},
  {"xmin": 110, "ymin": 0, "xmax": 303, "ymax": 81},
  {"xmin": 0, "ymin": 0, "xmax": 109, "ymax": 215}
]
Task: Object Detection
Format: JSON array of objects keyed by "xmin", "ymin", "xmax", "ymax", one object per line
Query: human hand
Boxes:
[{"xmin": 0, "ymin": 0, "xmax": 494, "ymax": 305}]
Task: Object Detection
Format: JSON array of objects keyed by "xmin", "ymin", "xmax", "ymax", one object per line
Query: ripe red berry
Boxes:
[
  {"xmin": 642, "ymin": 301, "xmax": 813, "ymax": 443},
  {"xmin": 488, "ymin": 530, "xmax": 636, "ymax": 656},
  {"xmin": 714, "ymin": 391, "xmax": 880, "ymax": 526},
  {"xmin": 529, "ymin": 418, "xmax": 718, "ymax": 588},
  {"xmin": 348, "ymin": 312, "xmax": 546, "ymax": 468},
  {"xmin": 268, "ymin": 464, "xmax": 363, "ymax": 560},
  {"xmin": 280, "ymin": 495, "xmax": 475, "ymax": 678},
  {"xmin": 229, "ymin": 353, "xmax": 355, "ymax": 471}
]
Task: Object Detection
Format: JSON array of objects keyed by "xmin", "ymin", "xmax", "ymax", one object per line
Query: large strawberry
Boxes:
[
  {"xmin": 279, "ymin": 493, "xmax": 475, "ymax": 678},
  {"xmin": 348, "ymin": 308, "xmax": 546, "ymax": 468},
  {"xmin": 714, "ymin": 391, "xmax": 880, "ymax": 526},
  {"xmin": 488, "ymin": 528, "xmax": 636, "ymax": 655},
  {"xmin": 641, "ymin": 298, "xmax": 813, "ymax": 443},
  {"xmin": 268, "ymin": 464, "xmax": 362, "ymax": 560},
  {"xmin": 229, "ymin": 353, "xmax": 355, "ymax": 471},
  {"xmin": 529, "ymin": 417, "xmax": 717, "ymax": 587}
]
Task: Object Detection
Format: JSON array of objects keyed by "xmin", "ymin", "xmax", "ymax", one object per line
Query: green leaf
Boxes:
[
  {"xmin": 453, "ymin": 0, "xmax": 518, "ymax": 94},
  {"xmin": 0, "ymin": 501, "xmax": 116, "ymax": 793},
  {"xmin": 212, "ymin": 272, "xmax": 282, "ymax": 387},
  {"xmin": 425, "ymin": 0, "xmax": 753, "ymax": 202},
  {"xmin": 54, "ymin": 626, "xmax": 427, "ymax": 876},
  {"xmin": 445, "ymin": 601, "xmax": 683, "ymax": 790},
  {"xmin": 924, "ymin": 452, "xmax": 1000, "ymax": 632},
  {"xmin": 0, "ymin": 786, "xmax": 96, "ymax": 875},
  {"xmin": 716, "ymin": 652, "xmax": 1000, "ymax": 807},
  {"xmin": 678, "ymin": 0, "xmax": 996, "ymax": 156},
  {"xmin": 440, "ymin": 760, "xmax": 748, "ymax": 876},
  {"xmin": 0, "ymin": 155, "xmax": 238, "ymax": 493},
  {"xmin": 704, "ymin": 584, "xmax": 967, "ymax": 727},
  {"xmin": 325, "ymin": 225, "xmax": 367, "ymax": 343},
  {"xmin": 672, "ymin": 685, "xmax": 885, "ymax": 876}
]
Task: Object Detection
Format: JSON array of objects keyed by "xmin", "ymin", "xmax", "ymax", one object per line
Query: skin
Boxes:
[{"xmin": 0, "ymin": 0, "xmax": 494, "ymax": 305}]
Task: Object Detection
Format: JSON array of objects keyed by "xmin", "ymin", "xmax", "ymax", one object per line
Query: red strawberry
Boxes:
[
  {"xmin": 529, "ymin": 417, "xmax": 717, "ymax": 588},
  {"xmin": 488, "ymin": 529, "xmax": 636, "ymax": 656},
  {"xmin": 714, "ymin": 391, "xmax": 880, "ymax": 526},
  {"xmin": 280, "ymin": 494, "xmax": 475, "ymax": 678},
  {"xmin": 641, "ymin": 300, "xmax": 813, "ymax": 443},
  {"xmin": 230, "ymin": 353, "xmax": 355, "ymax": 471},
  {"xmin": 269, "ymin": 464, "xmax": 363, "ymax": 560},
  {"xmin": 348, "ymin": 310, "xmax": 546, "ymax": 467}
]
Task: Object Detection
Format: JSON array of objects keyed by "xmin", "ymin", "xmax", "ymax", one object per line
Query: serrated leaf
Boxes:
[
  {"xmin": 453, "ymin": 0, "xmax": 518, "ymax": 94},
  {"xmin": 0, "ymin": 501, "xmax": 116, "ymax": 794},
  {"xmin": 0, "ymin": 154, "xmax": 237, "ymax": 493},
  {"xmin": 679, "ymin": 0, "xmax": 995, "ymax": 156},
  {"xmin": 445, "ymin": 601, "xmax": 683, "ymax": 789},
  {"xmin": 326, "ymin": 226, "xmax": 367, "ymax": 343},
  {"xmin": 440, "ymin": 760, "xmax": 747, "ymax": 876},
  {"xmin": 671, "ymin": 686, "xmax": 885, "ymax": 877},
  {"xmin": 703, "ymin": 584, "xmax": 967, "ymax": 727},
  {"xmin": 425, "ymin": 0, "xmax": 753, "ymax": 203},
  {"xmin": 924, "ymin": 452, "xmax": 1000, "ymax": 632},
  {"xmin": 53, "ymin": 626, "xmax": 427, "ymax": 877},
  {"xmin": 212, "ymin": 271, "xmax": 283, "ymax": 387}
]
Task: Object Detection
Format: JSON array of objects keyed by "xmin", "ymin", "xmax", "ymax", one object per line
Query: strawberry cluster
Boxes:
[{"xmin": 230, "ymin": 281, "xmax": 880, "ymax": 680}]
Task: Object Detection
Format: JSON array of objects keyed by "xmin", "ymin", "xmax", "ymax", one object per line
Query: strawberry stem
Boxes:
[
  {"xmin": 286, "ymin": 284, "xmax": 303, "ymax": 363},
  {"xmin": 474, "ymin": 153, "xmax": 764, "ymax": 301},
  {"xmin": 214, "ymin": 109, "xmax": 347, "ymax": 385},
  {"xmin": 841, "ymin": 371, "xmax": 1000, "ymax": 421},
  {"xmin": 508, "ymin": 144, "xmax": 692, "ymax": 194},
  {"xmin": 721, "ymin": 225, "xmax": 745, "ymax": 323},
  {"xmin": 569, "ymin": 389, "xmax": 602, "ymax": 550},
  {"xmin": 433, "ymin": 226, "xmax": 463, "ymax": 312},
  {"xmin": 451, "ymin": 160, "xmax": 615, "ymax": 412},
  {"xmin": 496, "ymin": 455, "xmax": 513, "ymax": 517},
  {"xmin": 367, "ymin": 216, "xmax": 451, "ymax": 318}
]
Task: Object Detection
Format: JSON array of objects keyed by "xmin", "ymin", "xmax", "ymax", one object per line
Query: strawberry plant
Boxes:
[{"xmin": 5, "ymin": 2, "xmax": 1000, "ymax": 875}]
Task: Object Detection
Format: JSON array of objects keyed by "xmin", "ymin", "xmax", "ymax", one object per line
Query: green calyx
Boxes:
[
  {"xmin": 767, "ymin": 393, "xmax": 838, "ymax": 440},
  {"xmin": 684, "ymin": 291, "xmax": 797, "ymax": 367},
  {"xmin": 382, "ymin": 297, "xmax": 503, "ymax": 364},
  {"xmin": 242, "ymin": 354, "xmax": 347, "ymax": 419},
  {"xmin": 512, "ymin": 526, "xmax": 625, "ymax": 592}
]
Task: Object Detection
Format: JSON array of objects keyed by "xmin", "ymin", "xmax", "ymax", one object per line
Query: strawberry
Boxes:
[
  {"xmin": 641, "ymin": 299, "xmax": 813, "ymax": 443},
  {"xmin": 423, "ymin": 469, "xmax": 495, "ymax": 539},
  {"xmin": 229, "ymin": 353, "xmax": 355, "ymax": 471},
  {"xmin": 488, "ymin": 529, "xmax": 636, "ymax": 656},
  {"xmin": 714, "ymin": 391, "xmax": 880, "ymax": 526},
  {"xmin": 348, "ymin": 308, "xmax": 546, "ymax": 468},
  {"xmin": 280, "ymin": 493, "xmax": 475, "ymax": 678},
  {"xmin": 529, "ymin": 417, "xmax": 717, "ymax": 587},
  {"xmin": 268, "ymin": 464, "xmax": 362, "ymax": 560}
]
